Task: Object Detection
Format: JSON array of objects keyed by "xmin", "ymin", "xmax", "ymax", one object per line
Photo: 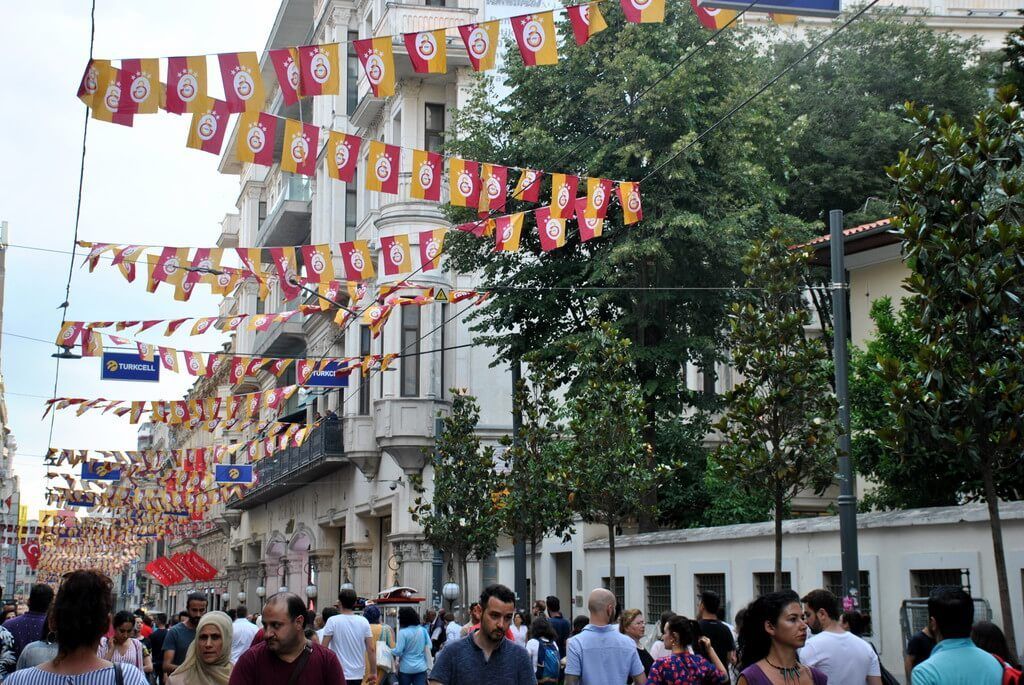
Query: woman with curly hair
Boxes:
[
  {"xmin": 737, "ymin": 591, "xmax": 825, "ymax": 685},
  {"xmin": 4, "ymin": 569, "xmax": 148, "ymax": 685}
]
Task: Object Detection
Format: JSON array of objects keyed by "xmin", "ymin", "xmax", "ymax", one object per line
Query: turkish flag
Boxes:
[{"xmin": 21, "ymin": 541, "xmax": 40, "ymax": 570}]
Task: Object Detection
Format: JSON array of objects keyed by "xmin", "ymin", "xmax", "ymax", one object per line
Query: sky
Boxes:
[{"xmin": 0, "ymin": 1, "xmax": 282, "ymax": 518}]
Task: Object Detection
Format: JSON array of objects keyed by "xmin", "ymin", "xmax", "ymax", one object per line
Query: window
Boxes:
[
  {"xmin": 359, "ymin": 326, "xmax": 372, "ymax": 415},
  {"xmin": 258, "ymin": 200, "xmax": 267, "ymax": 227},
  {"xmin": 823, "ymin": 570, "xmax": 872, "ymax": 636},
  {"xmin": 345, "ymin": 171, "xmax": 358, "ymax": 242},
  {"xmin": 602, "ymin": 576, "xmax": 625, "ymax": 612},
  {"xmin": 440, "ymin": 303, "xmax": 448, "ymax": 399},
  {"xmin": 425, "ymin": 103, "xmax": 445, "ymax": 152},
  {"xmin": 645, "ymin": 576, "xmax": 672, "ymax": 622},
  {"xmin": 346, "ymin": 32, "xmax": 359, "ymax": 114},
  {"xmin": 754, "ymin": 572, "xmax": 791, "ymax": 597},
  {"xmin": 695, "ymin": 573, "xmax": 727, "ymax": 615},
  {"xmin": 425, "ymin": 0, "xmax": 446, "ymax": 6},
  {"xmin": 911, "ymin": 569, "xmax": 969, "ymax": 598},
  {"xmin": 401, "ymin": 306, "xmax": 420, "ymax": 396}
]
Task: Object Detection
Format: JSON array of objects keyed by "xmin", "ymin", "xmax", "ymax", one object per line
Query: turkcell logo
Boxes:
[
  {"xmin": 306, "ymin": 360, "xmax": 351, "ymax": 387},
  {"xmin": 101, "ymin": 352, "xmax": 160, "ymax": 382}
]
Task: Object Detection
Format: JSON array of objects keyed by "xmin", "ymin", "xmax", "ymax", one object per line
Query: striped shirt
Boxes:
[{"xmin": 3, "ymin": 664, "xmax": 148, "ymax": 685}]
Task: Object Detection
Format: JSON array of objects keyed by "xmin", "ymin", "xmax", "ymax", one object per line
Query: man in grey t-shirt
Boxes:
[
  {"xmin": 163, "ymin": 592, "xmax": 207, "ymax": 674},
  {"xmin": 429, "ymin": 584, "xmax": 534, "ymax": 685}
]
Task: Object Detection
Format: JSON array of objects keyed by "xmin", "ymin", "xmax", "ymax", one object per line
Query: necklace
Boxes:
[{"xmin": 765, "ymin": 658, "xmax": 802, "ymax": 685}]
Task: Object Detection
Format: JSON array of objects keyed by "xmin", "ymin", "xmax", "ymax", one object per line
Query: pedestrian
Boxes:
[
  {"xmin": 139, "ymin": 614, "xmax": 154, "ymax": 640},
  {"xmin": 512, "ymin": 611, "xmax": 530, "ymax": 647},
  {"xmin": 619, "ymin": 609, "xmax": 654, "ymax": 678},
  {"xmin": 904, "ymin": 620, "xmax": 936, "ymax": 683},
  {"xmin": 459, "ymin": 604, "xmax": 483, "ymax": 638},
  {"xmin": 164, "ymin": 593, "xmax": 208, "ymax": 676},
  {"xmin": 647, "ymin": 615, "xmax": 728, "ymax": 685},
  {"xmin": 525, "ymin": 617, "xmax": 560, "ymax": 685},
  {"xmin": 571, "ymin": 616, "xmax": 590, "ymax": 638},
  {"xmin": 736, "ymin": 590, "xmax": 825, "ymax": 685},
  {"xmin": 545, "ymin": 596, "xmax": 571, "ymax": 658},
  {"xmin": 321, "ymin": 588, "xmax": 377, "ymax": 685},
  {"xmin": 148, "ymin": 613, "xmax": 169, "ymax": 685},
  {"xmin": 697, "ymin": 592, "xmax": 736, "ymax": 669},
  {"xmin": 0, "ymin": 624, "xmax": 15, "ymax": 680},
  {"xmin": 565, "ymin": 588, "xmax": 645, "ymax": 685},
  {"xmin": 429, "ymin": 610, "xmax": 447, "ymax": 656},
  {"xmin": 910, "ymin": 587, "xmax": 1003, "ymax": 685},
  {"xmin": 229, "ymin": 606, "xmax": 257, "ymax": 664},
  {"xmin": 392, "ymin": 606, "xmax": 430, "ymax": 685},
  {"xmin": 799, "ymin": 589, "xmax": 880, "ymax": 685},
  {"xmin": 971, "ymin": 621, "xmax": 1020, "ymax": 669},
  {"xmin": 443, "ymin": 611, "xmax": 461, "ymax": 647},
  {"xmin": 361, "ymin": 605, "xmax": 392, "ymax": 685},
  {"xmin": 15, "ymin": 606, "xmax": 58, "ymax": 671},
  {"xmin": 227, "ymin": 593, "xmax": 343, "ymax": 685},
  {"xmin": 167, "ymin": 612, "xmax": 233, "ymax": 685},
  {"xmin": 839, "ymin": 612, "xmax": 868, "ymax": 638},
  {"xmin": 315, "ymin": 608, "xmax": 338, "ymax": 645},
  {"xmin": 428, "ymin": 584, "xmax": 533, "ymax": 685},
  {"xmin": 2, "ymin": 585, "xmax": 53, "ymax": 662},
  {"xmin": 534, "ymin": 601, "xmax": 548, "ymax": 619},
  {"xmin": 649, "ymin": 612, "xmax": 677, "ymax": 662},
  {"xmin": 98, "ymin": 610, "xmax": 153, "ymax": 675},
  {"xmin": 3, "ymin": 569, "xmax": 148, "ymax": 685}
]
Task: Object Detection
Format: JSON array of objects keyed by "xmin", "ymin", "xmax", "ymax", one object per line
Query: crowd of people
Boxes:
[{"xmin": 0, "ymin": 575, "xmax": 1018, "ymax": 685}]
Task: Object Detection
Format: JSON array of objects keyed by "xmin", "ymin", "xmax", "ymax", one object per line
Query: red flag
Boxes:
[
  {"xmin": 326, "ymin": 132, "xmax": 361, "ymax": 183},
  {"xmin": 513, "ymin": 169, "xmax": 543, "ymax": 202},
  {"xmin": 269, "ymin": 47, "xmax": 302, "ymax": 104},
  {"xmin": 281, "ymin": 119, "xmax": 319, "ymax": 177},
  {"xmin": 575, "ymin": 196, "xmax": 604, "ymax": 241},
  {"xmin": 411, "ymin": 149, "xmax": 443, "ymax": 201},
  {"xmin": 237, "ymin": 112, "xmax": 278, "ymax": 166},
  {"xmin": 550, "ymin": 173, "xmax": 579, "ymax": 219},
  {"xmin": 584, "ymin": 178, "xmax": 614, "ymax": 218},
  {"xmin": 166, "ymin": 56, "xmax": 208, "ymax": 114},
  {"xmin": 365, "ymin": 141, "xmax": 401, "ymax": 194},
  {"xmin": 186, "ymin": 99, "xmax": 230, "ymax": 155},
  {"xmin": 380, "ymin": 235, "xmax": 412, "ymax": 276},
  {"xmin": 566, "ymin": 3, "xmax": 608, "ymax": 45},
  {"xmin": 217, "ymin": 52, "xmax": 264, "ymax": 113},
  {"xmin": 21, "ymin": 541, "xmax": 40, "ymax": 570},
  {"xmin": 458, "ymin": 21, "xmax": 500, "ymax": 72},
  {"xmin": 297, "ymin": 44, "xmax": 340, "ymax": 96},
  {"xmin": 269, "ymin": 247, "xmax": 302, "ymax": 301},
  {"xmin": 479, "ymin": 164, "xmax": 509, "ymax": 216},
  {"xmin": 419, "ymin": 229, "xmax": 446, "ymax": 272},
  {"xmin": 117, "ymin": 58, "xmax": 159, "ymax": 114},
  {"xmin": 536, "ymin": 207, "xmax": 567, "ymax": 251}
]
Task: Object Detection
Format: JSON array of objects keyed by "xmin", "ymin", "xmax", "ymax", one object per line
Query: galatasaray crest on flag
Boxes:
[
  {"xmin": 117, "ymin": 58, "xmax": 159, "ymax": 114},
  {"xmin": 339, "ymin": 241, "xmax": 375, "ymax": 280},
  {"xmin": 511, "ymin": 12, "xmax": 559, "ymax": 67},
  {"xmin": 585, "ymin": 178, "xmax": 613, "ymax": 218},
  {"xmin": 419, "ymin": 229, "xmax": 446, "ymax": 271},
  {"xmin": 405, "ymin": 29, "xmax": 447, "ymax": 74},
  {"xmin": 218, "ymin": 51, "xmax": 265, "ymax": 113},
  {"xmin": 458, "ymin": 21, "xmax": 500, "ymax": 72},
  {"xmin": 494, "ymin": 212, "xmax": 525, "ymax": 252},
  {"xmin": 479, "ymin": 164, "xmax": 509, "ymax": 217},
  {"xmin": 449, "ymin": 158, "xmax": 481, "ymax": 209},
  {"xmin": 91, "ymin": 66, "xmax": 133, "ymax": 127},
  {"xmin": 186, "ymin": 99, "xmax": 230, "ymax": 155},
  {"xmin": 366, "ymin": 141, "xmax": 401, "ymax": 194},
  {"xmin": 622, "ymin": 0, "xmax": 666, "ymax": 22},
  {"xmin": 566, "ymin": 3, "xmax": 608, "ymax": 45},
  {"xmin": 298, "ymin": 43, "xmax": 340, "ymax": 96},
  {"xmin": 550, "ymin": 173, "xmax": 579, "ymax": 219},
  {"xmin": 166, "ymin": 55, "xmax": 209, "ymax": 114},
  {"xmin": 301, "ymin": 244, "xmax": 334, "ymax": 284},
  {"xmin": 618, "ymin": 182, "xmax": 644, "ymax": 224},
  {"xmin": 327, "ymin": 132, "xmax": 361, "ymax": 183},
  {"xmin": 575, "ymin": 196, "xmax": 604, "ymax": 241},
  {"xmin": 513, "ymin": 169, "xmax": 543, "ymax": 202},
  {"xmin": 355, "ymin": 37, "xmax": 396, "ymax": 97},
  {"xmin": 412, "ymin": 150, "xmax": 443, "ymax": 201},
  {"xmin": 269, "ymin": 47, "xmax": 302, "ymax": 104},
  {"xmin": 380, "ymin": 235, "xmax": 412, "ymax": 276},
  {"xmin": 281, "ymin": 119, "xmax": 319, "ymax": 176},
  {"xmin": 536, "ymin": 207, "xmax": 567, "ymax": 252},
  {"xmin": 237, "ymin": 112, "xmax": 277, "ymax": 166}
]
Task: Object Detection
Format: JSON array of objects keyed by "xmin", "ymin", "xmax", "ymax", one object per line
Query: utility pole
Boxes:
[
  {"xmin": 829, "ymin": 209, "xmax": 860, "ymax": 604},
  {"xmin": 511, "ymin": 357, "xmax": 528, "ymax": 609}
]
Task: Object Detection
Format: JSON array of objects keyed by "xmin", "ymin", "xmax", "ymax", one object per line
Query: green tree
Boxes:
[
  {"xmin": 849, "ymin": 298, "xmax": 957, "ymax": 510},
  {"xmin": 882, "ymin": 92, "xmax": 1024, "ymax": 652},
  {"xmin": 1001, "ymin": 12, "xmax": 1024, "ymax": 93},
  {"xmin": 409, "ymin": 391, "xmax": 500, "ymax": 615},
  {"xmin": 443, "ymin": 7, "xmax": 793, "ymax": 530},
  {"xmin": 774, "ymin": 7, "xmax": 990, "ymax": 222},
  {"xmin": 496, "ymin": 362, "xmax": 576, "ymax": 596},
  {"xmin": 564, "ymin": 323, "xmax": 655, "ymax": 587},
  {"xmin": 714, "ymin": 228, "xmax": 839, "ymax": 590}
]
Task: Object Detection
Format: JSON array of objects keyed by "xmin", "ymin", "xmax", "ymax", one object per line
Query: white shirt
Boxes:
[
  {"xmin": 230, "ymin": 617, "xmax": 259, "ymax": 663},
  {"xmin": 512, "ymin": 625, "xmax": 529, "ymax": 647},
  {"xmin": 323, "ymin": 613, "xmax": 373, "ymax": 677},
  {"xmin": 444, "ymin": 621, "xmax": 462, "ymax": 645},
  {"xmin": 799, "ymin": 630, "xmax": 880, "ymax": 685},
  {"xmin": 649, "ymin": 640, "xmax": 671, "ymax": 661}
]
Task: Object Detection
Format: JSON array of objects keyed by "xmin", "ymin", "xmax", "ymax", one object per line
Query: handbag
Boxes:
[{"xmin": 376, "ymin": 624, "xmax": 395, "ymax": 673}]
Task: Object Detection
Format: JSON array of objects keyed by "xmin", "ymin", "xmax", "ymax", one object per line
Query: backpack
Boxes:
[
  {"xmin": 994, "ymin": 654, "xmax": 1022, "ymax": 685},
  {"xmin": 535, "ymin": 638, "xmax": 560, "ymax": 682}
]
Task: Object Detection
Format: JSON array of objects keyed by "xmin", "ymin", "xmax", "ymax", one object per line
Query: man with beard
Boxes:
[
  {"xmin": 163, "ymin": 592, "xmax": 207, "ymax": 675},
  {"xmin": 429, "ymin": 584, "xmax": 534, "ymax": 685},
  {"xmin": 800, "ymin": 589, "xmax": 881, "ymax": 685},
  {"xmin": 228, "ymin": 593, "xmax": 343, "ymax": 685}
]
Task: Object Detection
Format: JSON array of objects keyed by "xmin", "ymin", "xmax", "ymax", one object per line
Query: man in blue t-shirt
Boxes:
[
  {"xmin": 911, "ymin": 587, "xmax": 1002, "ymax": 685},
  {"xmin": 162, "ymin": 592, "xmax": 207, "ymax": 675},
  {"xmin": 565, "ymin": 588, "xmax": 644, "ymax": 685},
  {"xmin": 546, "ymin": 595, "xmax": 571, "ymax": 657}
]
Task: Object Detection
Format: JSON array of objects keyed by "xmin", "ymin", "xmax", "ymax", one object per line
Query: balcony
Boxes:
[
  {"xmin": 228, "ymin": 420, "xmax": 345, "ymax": 510},
  {"xmin": 376, "ymin": 171, "xmax": 448, "ymax": 229},
  {"xmin": 374, "ymin": 397, "xmax": 449, "ymax": 473},
  {"xmin": 258, "ymin": 170, "xmax": 312, "ymax": 247},
  {"xmin": 373, "ymin": 3, "xmax": 478, "ymax": 39},
  {"xmin": 218, "ymin": 213, "xmax": 240, "ymax": 248}
]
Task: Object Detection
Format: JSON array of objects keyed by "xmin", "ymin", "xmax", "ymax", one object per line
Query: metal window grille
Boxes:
[
  {"xmin": 645, "ymin": 576, "xmax": 672, "ymax": 623},
  {"xmin": 695, "ymin": 573, "xmax": 727, "ymax": 614},
  {"xmin": 823, "ymin": 570, "xmax": 872, "ymax": 636},
  {"xmin": 910, "ymin": 569, "xmax": 970, "ymax": 598},
  {"xmin": 754, "ymin": 572, "xmax": 791, "ymax": 597},
  {"xmin": 602, "ymin": 576, "xmax": 625, "ymax": 611}
]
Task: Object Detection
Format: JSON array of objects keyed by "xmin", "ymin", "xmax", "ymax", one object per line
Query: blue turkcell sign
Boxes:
[
  {"xmin": 305, "ymin": 360, "xmax": 352, "ymax": 387},
  {"xmin": 101, "ymin": 352, "xmax": 160, "ymax": 382},
  {"xmin": 699, "ymin": 0, "xmax": 839, "ymax": 16},
  {"xmin": 215, "ymin": 464, "xmax": 255, "ymax": 484}
]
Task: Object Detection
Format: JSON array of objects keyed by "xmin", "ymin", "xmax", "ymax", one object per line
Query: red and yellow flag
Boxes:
[
  {"xmin": 494, "ymin": 213, "xmax": 525, "ymax": 252},
  {"xmin": 339, "ymin": 241, "xmax": 375, "ymax": 280},
  {"xmin": 575, "ymin": 197, "xmax": 604, "ymax": 241},
  {"xmin": 419, "ymin": 229, "xmax": 446, "ymax": 271},
  {"xmin": 366, "ymin": 141, "xmax": 400, "ymax": 194},
  {"xmin": 513, "ymin": 169, "xmax": 543, "ymax": 202},
  {"xmin": 237, "ymin": 112, "xmax": 278, "ymax": 166},
  {"xmin": 449, "ymin": 158, "xmax": 481, "ymax": 208},
  {"xmin": 535, "ymin": 207, "xmax": 566, "ymax": 252},
  {"xmin": 691, "ymin": 0, "xmax": 736, "ymax": 28},
  {"xmin": 218, "ymin": 52, "xmax": 264, "ymax": 113},
  {"xmin": 281, "ymin": 119, "xmax": 319, "ymax": 176},
  {"xmin": 327, "ymin": 132, "xmax": 361, "ymax": 182},
  {"xmin": 511, "ymin": 12, "xmax": 559, "ymax": 67},
  {"xmin": 550, "ymin": 173, "xmax": 579, "ymax": 219},
  {"xmin": 585, "ymin": 178, "xmax": 613, "ymax": 218},
  {"xmin": 412, "ymin": 149, "xmax": 443, "ymax": 201},
  {"xmin": 166, "ymin": 56, "xmax": 209, "ymax": 114},
  {"xmin": 77, "ymin": 59, "xmax": 109, "ymax": 107},
  {"xmin": 567, "ymin": 3, "xmax": 608, "ymax": 45},
  {"xmin": 479, "ymin": 164, "xmax": 509, "ymax": 216},
  {"xmin": 458, "ymin": 21, "xmax": 500, "ymax": 72},
  {"xmin": 354, "ymin": 37, "xmax": 396, "ymax": 97},
  {"xmin": 618, "ymin": 182, "xmax": 644, "ymax": 224},
  {"xmin": 405, "ymin": 29, "xmax": 447, "ymax": 74},
  {"xmin": 269, "ymin": 48, "xmax": 302, "ymax": 104},
  {"xmin": 117, "ymin": 58, "xmax": 159, "ymax": 114},
  {"xmin": 186, "ymin": 99, "xmax": 230, "ymax": 155},
  {"xmin": 91, "ymin": 66, "xmax": 134, "ymax": 127},
  {"xmin": 301, "ymin": 244, "xmax": 334, "ymax": 284},
  {"xmin": 380, "ymin": 235, "xmax": 412, "ymax": 276},
  {"xmin": 622, "ymin": 0, "xmax": 666, "ymax": 22},
  {"xmin": 363, "ymin": 304, "xmax": 393, "ymax": 338},
  {"xmin": 298, "ymin": 44, "xmax": 340, "ymax": 96}
]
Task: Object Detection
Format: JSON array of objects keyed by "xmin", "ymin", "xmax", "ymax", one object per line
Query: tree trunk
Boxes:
[
  {"xmin": 774, "ymin": 488, "xmax": 784, "ymax": 592},
  {"xmin": 639, "ymin": 398, "xmax": 659, "ymax": 532},
  {"xmin": 459, "ymin": 553, "xmax": 470, "ymax": 623},
  {"xmin": 608, "ymin": 522, "xmax": 617, "ymax": 601},
  {"xmin": 982, "ymin": 461, "xmax": 1017, "ymax": 656},
  {"xmin": 530, "ymin": 536, "xmax": 538, "ymax": 605}
]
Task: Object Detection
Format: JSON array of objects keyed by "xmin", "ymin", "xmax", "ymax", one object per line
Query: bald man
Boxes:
[{"xmin": 565, "ymin": 588, "xmax": 646, "ymax": 685}]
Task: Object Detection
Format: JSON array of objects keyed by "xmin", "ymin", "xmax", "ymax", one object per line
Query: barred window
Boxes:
[
  {"xmin": 823, "ymin": 570, "xmax": 872, "ymax": 636},
  {"xmin": 602, "ymin": 576, "xmax": 625, "ymax": 612},
  {"xmin": 645, "ymin": 576, "xmax": 672, "ymax": 623},
  {"xmin": 694, "ymin": 573, "xmax": 727, "ymax": 614},
  {"xmin": 911, "ymin": 569, "xmax": 969, "ymax": 598},
  {"xmin": 754, "ymin": 572, "xmax": 791, "ymax": 597}
]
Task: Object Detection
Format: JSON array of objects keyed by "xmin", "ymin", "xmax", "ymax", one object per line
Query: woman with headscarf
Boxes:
[
  {"xmin": 362, "ymin": 605, "xmax": 394, "ymax": 685},
  {"xmin": 167, "ymin": 611, "xmax": 233, "ymax": 685}
]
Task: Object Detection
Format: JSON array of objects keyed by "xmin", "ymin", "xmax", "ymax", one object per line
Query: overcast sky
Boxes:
[{"xmin": 0, "ymin": 1, "xmax": 281, "ymax": 518}]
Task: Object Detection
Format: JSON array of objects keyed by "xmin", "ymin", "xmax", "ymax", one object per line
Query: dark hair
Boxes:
[
  {"xmin": 469, "ymin": 602, "xmax": 482, "ymax": 612},
  {"xmin": 738, "ymin": 590, "xmax": 802, "ymax": 669},
  {"xmin": 226, "ymin": 609, "xmax": 237, "ymax": 621},
  {"xmin": 699, "ymin": 591, "xmax": 722, "ymax": 616},
  {"xmin": 515, "ymin": 609, "xmax": 531, "ymax": 628},
  {"xmin": 571, "ymin": 615, "xmax": 589, "ymax": 636},
  {"xmin": 28, "ymin": 584, "xmax": 55, "ymax": 613},
  {"xmin": 666, "ymin": 615, "xmax": 700, "ymax": 649},
  {"xmin": 841, "ymin": 610, "xmax": 868, "ymax": 637},
  {"xmin": 304, "ymin": 610, "xmax": 317, "ymax": 638},
  {"xmin": 363, "ymin": 605, "xmax": 381, "ymax": 624},
  {"xmin": 399, "ymin": 607, "xmax": 420, "ymax": 628},
  {"xmin": 659, "ymin": 610, "xmax": 677, "ymax": 634},
  {"xmin": 802, "ymin": 589, "xmax": 840, "ymax": 621},
  {"xmin": 972, "ymin": 621, "xmax": 1017, "ymax": 666},
  {"xmin": 530, "ymin": 616, "xmax": 557, "ymax": 641},
  {"xmin": 338, "ymin": 588, "xmax": 358, "ymax": 609},
  {"xmin": 51, "ymin": 570, "xmax": 114, "ymax": 655},
  {"xmin": 236, "ymin": 605, "xmax": 249, "ymax": 617},
  {"xmin": 113, "ymin": 610, "xmax": 135, "ymax": 629},
  {"xmin": 266, "ymin": 592, "xmax": 307, "ymax": 624},
  {"xmin": 155, "ymin": 613, "xmax": 168, "ymax": 627},
  {"xmin": 928, "ymin": 586, "xmax": 973, "ymax": 639},
  {"xmin": 546, "ymin": 596, "xmax": 561, "ymax": 612},
  {"xmin": 480, "ymin": 584, "xmax": 516, "ymax": 608},
  {"xmin": 321, "ymin": 606, "xmax": 339, "ymax": 623},
  {"xmin": 186, "ymin": 592, "xmax": 208, "ymax": 606},
  {"xmin": 178, "ymin": 611, "xmax": 188, "ymax": 620}
]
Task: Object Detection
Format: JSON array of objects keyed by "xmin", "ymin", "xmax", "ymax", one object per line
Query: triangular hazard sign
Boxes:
[{"xmin": 434, "ymin": 288, "xmax": 449, "ymax": 303}]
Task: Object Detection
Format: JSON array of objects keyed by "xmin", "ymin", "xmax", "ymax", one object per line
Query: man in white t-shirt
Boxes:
[
  {"xmin": 322, "ymin": 588, "xmax": 377, "ymax": 685},
  {"xmin": 800, "ymin": 589, "xmax": 882, "ymax": 685},
  {"xmin": 230, "ymin": 606, "xmax": 259, "ymax": 663}
]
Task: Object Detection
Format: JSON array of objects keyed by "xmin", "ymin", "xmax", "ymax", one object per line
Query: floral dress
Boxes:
[{"xmin": 646, "ymin": 652, "xmax": 729, "ymax": 685}]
